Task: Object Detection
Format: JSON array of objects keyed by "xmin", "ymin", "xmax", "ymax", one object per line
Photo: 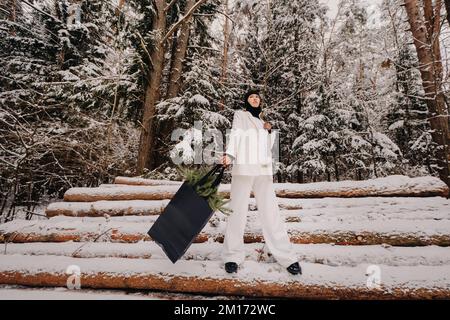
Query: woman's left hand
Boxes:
[{"xmin": 263, "ymin": 122, "xmax": 272, "ymax": 131}]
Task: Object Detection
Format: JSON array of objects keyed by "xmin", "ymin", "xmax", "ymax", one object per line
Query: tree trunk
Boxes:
[
  {"xmin": 116, "ymin": 0, "xmax": 126, "ymax": 15},
  {"xmin": 136, "ymin": 1, "xmax": 167, "ymax": 174},
  {"xmin": 403, "ymin": 0, "xmax": 450, "ymax": 189},
  {"xmin": 444, "ymin": 0, "xmax": 450, "ymax": 26},
  {"xmin": 296, "ymin": 170, "xmax": 303, "ymax": 184},
  {"xmin": 333, "ymin": 151, "xmax": 340, "ymax": 181},
  {"xmin": 149, "ymin": 0, "xmax": 196, "ymax": 170},
  {"xmin": 218, "ymin": 0, "xmax": 230, "ymax": 111},
  {"xmin": 166, "ymin": 0, "xmax": 195, "ymax": 99},
  {"xmin": 9, "ymin": 0, "xmax": 17, "ymax": 36}
]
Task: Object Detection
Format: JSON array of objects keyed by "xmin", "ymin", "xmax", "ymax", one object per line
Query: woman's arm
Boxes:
[
  {"xmin": 224, "ymin": 111, "xmax": 243, "ymax": 161},
  {"xmin": 263, "ymin": 122, "xmax": 276, "ymax": 149},
  {"xmin": 268, "ymin": 128, "xmax": 277, "ymax": 150}
]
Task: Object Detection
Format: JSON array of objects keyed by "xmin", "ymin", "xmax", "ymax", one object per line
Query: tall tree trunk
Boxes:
[
  {"xmin": 116, "ymin": 0, "xmax": 126, "ymax": 16},
  {"xmin": 151, "ymin": 0, "xmax": 196, "ymax": 169},
  {"xmin": 137, "ymin": 0, "xmax": 209, "ymax": 173},
  {"xmin": 136, "ymin": 1, "xmax": 167, "ymax": 174},
  {"xmin": 403, "ymin": 0, "xmax": 450, "ymax": 189},
  {"xmin": 218, "ymin": 0, "xmax": 230, "ymax": 111},
  {"xmin": 296, "ymin": 170, "xmax": 303, "ymax": 184},
  {"xmin": 333, "ymin": 151, "xmax": 340, "ymax": 181},
  {"xmin": 9, "ymin": 0, "xmax": 17, "ymax": 36},
  {"xmin": 444, "ymin": 0, "xmax": 450, "ymax": 118},
  {"xmin": 166, "ymin": 0, "xmax": 195, "ymax": 99},
  {"xmin": 444, "ymin": 0, "xmax": 450, "ymax": 26}
]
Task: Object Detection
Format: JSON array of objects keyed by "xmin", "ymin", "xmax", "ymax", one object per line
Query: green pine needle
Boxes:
[{"xmin": 175, "ymin": 164, "xmax": 231, "ymax": 215}]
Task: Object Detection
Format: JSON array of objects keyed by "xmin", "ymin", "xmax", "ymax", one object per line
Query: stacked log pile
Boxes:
[{"xmin": 0, "ymin": 175, "xmax": 449, "ymax": 299}]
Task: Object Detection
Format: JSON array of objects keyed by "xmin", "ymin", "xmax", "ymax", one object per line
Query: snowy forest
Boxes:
[{"xmin": 1, "ymin": 0, "xmax": 450, "ymax": 220}]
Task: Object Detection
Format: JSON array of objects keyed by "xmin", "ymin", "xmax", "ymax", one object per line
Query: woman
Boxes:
[{"xmin": 220, "ymin": 88, "xmax": 302, "ymax": 275}]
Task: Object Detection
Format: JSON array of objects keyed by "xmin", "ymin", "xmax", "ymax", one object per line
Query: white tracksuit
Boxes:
[{"xmin": 221, "ymin": 110, "xmax": 298, "ymax": 268}]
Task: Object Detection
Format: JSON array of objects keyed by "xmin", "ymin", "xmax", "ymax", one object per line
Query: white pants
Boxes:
[{"xmin": 221, "ymin": 174, "xmax": 298, "ymax": 268}]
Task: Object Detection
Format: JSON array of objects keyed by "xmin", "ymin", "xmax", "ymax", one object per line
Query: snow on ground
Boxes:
[
  {"xmin": 1, "ymin": 203, "xmax": 50, "ymax": 223},
  {"xmin": 0, "ymin": 285, "xmax": 159, "ymax": 300},
  {"xmin": 0, "ymin": 285, "xmax": 237, "ymax": 300}
]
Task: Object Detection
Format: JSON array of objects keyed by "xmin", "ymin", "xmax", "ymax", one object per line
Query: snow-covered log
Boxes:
[
  {"xmin": 45, "ymin": 200, "xmax": 170, "ymax": 217},
  {"xmin": 273, "ymin": 175, "xmax": 448, "ymax": 198},
  {"xmin": 45, "ymin": 198, "xmax": 304, "ymax": 217},
  {"xmin": 63, "ymin": 175, "xmax": 449, "ymax": 202},
  {"xmin": 1, "ymin": 217, "xmax": 449, "ymax": 246},
  {"xmin": 114, "ymin": 177, "xmax": 182, "ymax": 185},
  {"xmin": 63, "ymin": 185, "xmax": 180, "ymax": 202},
  {"xmin": 0, "ymin": 255, "xmax": 449, "ymax": 299},
  {"xmin": 4, "ymin": 242, "xmax": 450, "ymax": 267}
]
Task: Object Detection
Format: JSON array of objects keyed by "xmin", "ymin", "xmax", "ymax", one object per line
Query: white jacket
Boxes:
[{"xmin": 224, "ymin": 110, "xmax": 277, "ymax": 176}]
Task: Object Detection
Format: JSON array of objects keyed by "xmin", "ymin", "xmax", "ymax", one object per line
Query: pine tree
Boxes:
[
  {"xmin": 238, "ymin": 0, "xmax": 325, "ymax": 182},
  {"xmin": 149, "ymin": 0, "xmax": 233, "ymax": 170},
  {"xmin": 0, "ymin": 1, "xmax": 140, "ymax": 220},
  {"xmin": 317, "ymin": 0, "xmax": 401, "ymax": 180},
  {"xmin": 381, "ymin": 0, "xmax": 438, "ymax": 176}
]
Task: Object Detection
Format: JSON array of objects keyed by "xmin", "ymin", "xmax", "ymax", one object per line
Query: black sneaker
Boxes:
[
  {"xmin": 225, "ymin": 262, "xmax": 238, "ymax": 273},
  {"xmin": 287, "ymin": 262, "xmax": 302, "ymax": 275}
]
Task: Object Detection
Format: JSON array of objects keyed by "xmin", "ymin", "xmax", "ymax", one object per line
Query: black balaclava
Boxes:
[{"xmin": 244, "ymin": 89, "xmax": 262, "ymax": 119}]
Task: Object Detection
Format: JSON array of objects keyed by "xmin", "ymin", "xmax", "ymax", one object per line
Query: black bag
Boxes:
[{"xmin": 147, "ymin": 164, "xmax": 226, "ymax": 263}]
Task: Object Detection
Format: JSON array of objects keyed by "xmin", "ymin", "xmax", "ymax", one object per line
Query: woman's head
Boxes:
[
  {"xmin": 243, "ymin": 88, "xmax": 265, "ymax": 119},
  {"xmin": 244, "ymin": 89, "xmax": 261, "ymax": 108}
]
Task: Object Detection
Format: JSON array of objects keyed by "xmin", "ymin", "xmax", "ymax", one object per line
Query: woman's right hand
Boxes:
[{"xmin": 221, "ymin": 154, "xmax": 232, "ymax": 167}]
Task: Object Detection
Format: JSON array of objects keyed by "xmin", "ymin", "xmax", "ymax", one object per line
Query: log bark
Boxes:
[
  {"xmin": 403, "ymin": 0, "xmax": 450, "ymax": 189},
  {"xmin": 2, "ymin": 229, "xmax": 449, "ymax": 247},
  {"xmin": 0, "ymin": 270, "xmax": 448, "ymax": 299},
  {"xmin": 0, "ymin": 257, "xmax": 449, "ymax": 299}
]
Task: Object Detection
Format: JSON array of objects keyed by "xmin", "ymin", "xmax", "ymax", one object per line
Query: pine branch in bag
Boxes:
[{"xmin": 175, "ymin": 165, "xmax": 232, "ymax": 215}]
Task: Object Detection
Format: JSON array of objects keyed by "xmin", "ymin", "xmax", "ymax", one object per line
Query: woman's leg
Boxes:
[
  {"xmin": 221, "ymin": 174, "xmax": 254, "ymax": 265},
  {"xmin": 252, "ymin": 175, "xmax": 298, "ymax": 268}
]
